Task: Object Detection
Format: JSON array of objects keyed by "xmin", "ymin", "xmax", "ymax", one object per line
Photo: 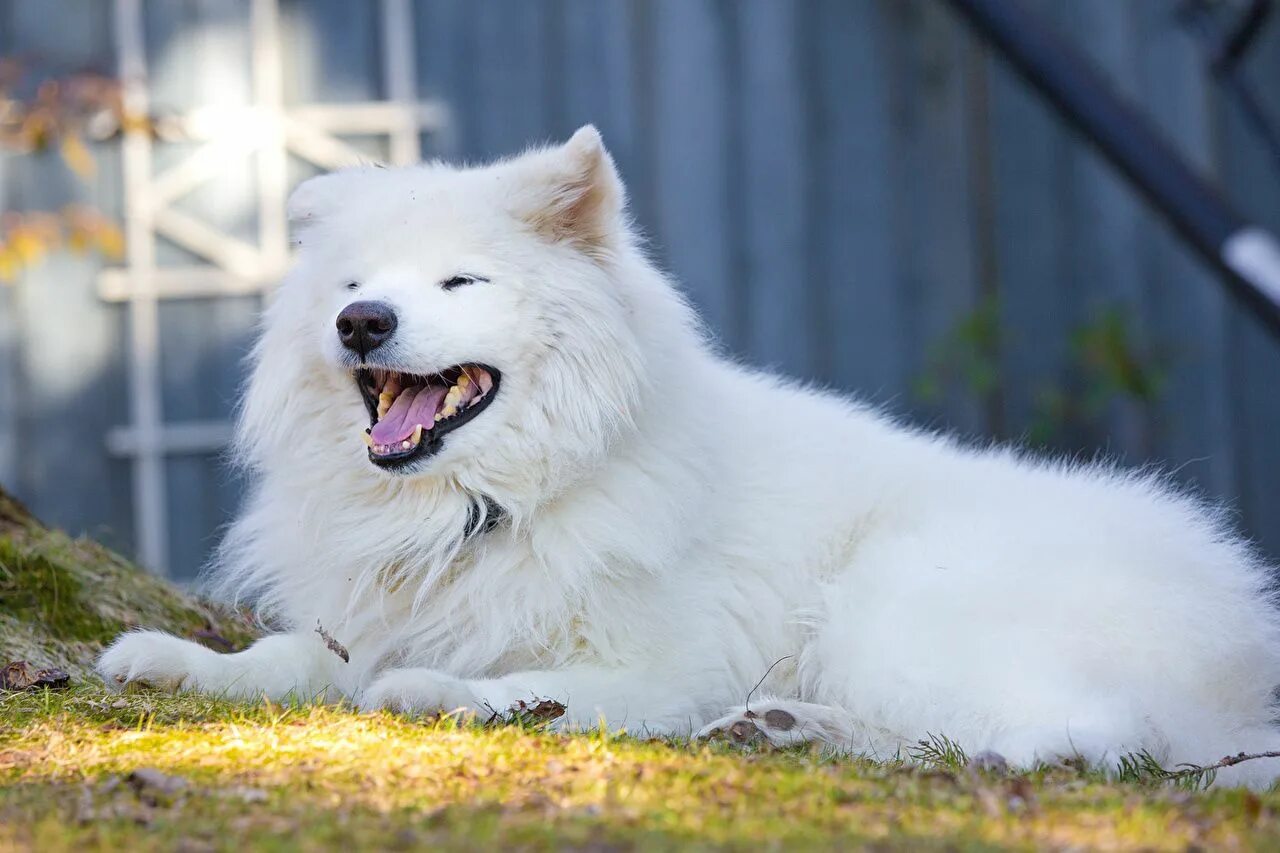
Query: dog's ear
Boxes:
[
  {"xmin": 513, "ymin": 125, "xmax": 625, "ymax": 256},
  {"xmin": 287, "ymin": 173, "xmax": 341, "ymax": 229},
  {"xmin": 287, "ymin": 168, "xmax": 376, "ymax": 239}
]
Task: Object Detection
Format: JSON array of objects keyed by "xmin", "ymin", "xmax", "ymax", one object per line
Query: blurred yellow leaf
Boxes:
[
  {"xmin": 0, "ymin": 246, "xmax": 19, "ymax": 283},
  {"xmin": 66, "ymin": 230, "xmax": 90, "ymax": 254},
  {"xmin": 94, "ymin": 221, "xmax": 125, "ymax": 260},
  {"xmin": 0, "ymin": 209, "xmax": 125, "ymax": 281},
  {"xmin": 59, "ymin": 133, "xmax": 96, "ymax": 179},
  {"xmin": 21, "ymin": 114, "xmax": 52, "ymax": 151},
  {"xmin": 9, "ymin": 229, "xmax": 46, "ymax": 264}
]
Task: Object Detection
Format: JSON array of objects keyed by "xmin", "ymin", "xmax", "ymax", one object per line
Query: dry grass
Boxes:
[{"xmin": 3, "ymin": 685, "xmax": 1280, "ymax": 851}]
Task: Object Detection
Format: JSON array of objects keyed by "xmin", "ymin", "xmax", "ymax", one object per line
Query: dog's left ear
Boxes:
[
  {"xmin": 514, "ymin": 125, "xmax": 624, "ymax": 256},
  {"xmin": 286, "ymin": 167, "xmax": 379, "ymax": 239}
]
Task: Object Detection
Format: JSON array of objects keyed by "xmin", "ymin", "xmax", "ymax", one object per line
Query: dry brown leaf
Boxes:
[
  {"xmin": 0, "ymin": 660, "xmax": 71, "ymax": 692},
  {"xmin": 315, "ymin": 621, "xmax": 350, "ymax": 663},
  {"xmin": 488, "ymin": 697, "xmax": 567, "ymax": 727}
]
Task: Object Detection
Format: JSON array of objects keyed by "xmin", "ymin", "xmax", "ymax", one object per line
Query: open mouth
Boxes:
[{"xmin": 354, "ymin": 364, "xmax": 500, "ymax": 468}]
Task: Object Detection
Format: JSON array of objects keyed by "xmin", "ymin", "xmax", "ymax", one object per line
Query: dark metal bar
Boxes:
[
  {"xmin": 1180, "ymin": 0, "xmax": 1280, "ymax": 179},
  {"xmin": 943, "ymin": 0, "xmax": 1280, "ymax": 337},
  {"xmin": 1212, "ymin": 0, "xmax": 1273, "ymax": 73}
]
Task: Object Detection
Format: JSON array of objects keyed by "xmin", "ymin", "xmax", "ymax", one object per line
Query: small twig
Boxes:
[
  {"xmin": 314, "ymin": 620, "xmax": 349, "ymax": 663},
  {"xmin": 745, "ymin": 655, "xmax": 793, "ymax": 715},
  {"xmin": 1163, "ymin": 749, "xmax": 1280, "ymax": 782}
]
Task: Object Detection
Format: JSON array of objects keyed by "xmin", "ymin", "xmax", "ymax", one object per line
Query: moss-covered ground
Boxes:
[{"xmin": 0, "ymin": 488, "xmax": 255, "ymax": 678}]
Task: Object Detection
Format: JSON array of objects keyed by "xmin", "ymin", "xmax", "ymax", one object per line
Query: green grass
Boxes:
[
  {"xmin": 4, "ymin": 488, "xmax": 1280, "ymax": 849},
  {"xmin": 3, "ymin": 685, "xmax": 1280, "ymax": 851}
]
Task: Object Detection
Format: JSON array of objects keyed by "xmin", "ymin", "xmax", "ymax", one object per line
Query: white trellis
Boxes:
[{"xmin": 102, "ymin": 0, "xmax": 448, "ymax": 574}]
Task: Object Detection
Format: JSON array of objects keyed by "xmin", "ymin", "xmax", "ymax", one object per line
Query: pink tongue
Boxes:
[{"xmin": 370, "ymin": 385, "xmax": 448, "ymax": 445}]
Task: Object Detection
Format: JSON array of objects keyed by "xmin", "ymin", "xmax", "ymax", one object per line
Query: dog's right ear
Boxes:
[
  {"xmin": 287, "ymin": 168, "xmax": 378, "ymax": 238},
  {"xmin": 287, "ymin": 172, "xmax": 346, "ymax": 233}
]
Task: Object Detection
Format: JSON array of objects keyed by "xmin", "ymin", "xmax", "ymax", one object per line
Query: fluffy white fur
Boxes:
[{"xmin": 99, "ymin": 126, "xmax": 1280, "ymax": 786}]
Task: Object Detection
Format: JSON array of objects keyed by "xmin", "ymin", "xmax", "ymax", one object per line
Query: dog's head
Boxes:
[{"xmin": 239, "ymin": 127, "xmax": 650, "ymax": 493}]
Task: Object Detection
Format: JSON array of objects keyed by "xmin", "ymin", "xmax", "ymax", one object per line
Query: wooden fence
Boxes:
[{"xmin": 2, "ymin": 0, "xmax": 1279, "ymax": 579}]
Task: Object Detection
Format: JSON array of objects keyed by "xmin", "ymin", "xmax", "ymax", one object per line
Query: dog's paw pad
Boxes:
[
  {"xmin": 699, "ymin": 706, "xmax": 806, "ymax": 747},
  {"xmin": 762, "ymin": 709, "xmax": 796, "ymax": 730},
  {"xmin": 727, "ymin": 719, "xmax": 766, "ymax": 744}
]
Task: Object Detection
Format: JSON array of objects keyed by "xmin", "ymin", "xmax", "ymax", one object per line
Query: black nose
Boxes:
[{"xmin": 336, "ymin": 301, "xmax": 398, "ymax": 357}]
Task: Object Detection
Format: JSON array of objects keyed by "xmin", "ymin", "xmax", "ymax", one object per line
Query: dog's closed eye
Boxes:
[{"xmin": 441, "ymin": 274, "xmax": 490, "ymax": 291}]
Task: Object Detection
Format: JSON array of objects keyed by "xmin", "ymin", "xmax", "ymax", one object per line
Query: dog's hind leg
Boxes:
[{"xmin": 697, "ymin": 696, "xmax": 906, "ymax": 755}]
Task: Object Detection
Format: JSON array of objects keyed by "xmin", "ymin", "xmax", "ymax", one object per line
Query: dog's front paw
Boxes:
[
  {"xmin": 359, "ymin": 668, "xmax": 480, "ymax": 717},
  {"xmin": 96, "ymin": 631, "xmax": 214, "ymax": 692}
]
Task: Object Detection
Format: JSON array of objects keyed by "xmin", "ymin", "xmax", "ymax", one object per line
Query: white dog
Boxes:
[{"xmin": 99, "ymin": 126, "xmax": 1280, "ymax": 785}]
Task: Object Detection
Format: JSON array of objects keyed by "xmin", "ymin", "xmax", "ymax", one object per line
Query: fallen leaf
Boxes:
[
  {"xmin": 488, "ymin": 697, "xmax": 567, "ymax": 728},
  {"xmin": 315, "ymin": 621, "xmax": 350, "ymax": 663},
  {"xmin": 517, "ymin": 698, "xmax": 567, "ymax": 723},
  {"xmin": 0, "ymin": 661, "xmax": 71, "ymax": 692},
  {"xmin": 59, "ymin": 134, "xmax": 96, "ymax": 179}
]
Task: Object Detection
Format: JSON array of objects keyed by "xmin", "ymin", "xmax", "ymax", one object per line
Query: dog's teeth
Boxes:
[
  {"xmin": 401, "ymin": 440, "xmax": 411, "ymax": 450},
  {"xmin": 441, "ymin": 404, "xmax": 457, "ymax": 419},
  {"xmin": 412, "ymin": 424, "xmax": 423, "ymax": 443},
  {"xmin": 362, "ymin": 432, "xmax": 373, "ymax": 448},
  {"xmin": 457, "ymin": 373, "xmax": 471, "ymax": 389},
  {"xmin": 443, "ymin": 389, "xmax": 462, "ymax": 415},
  {"xmin": 377, "ymin": 391, "xmax": 393, "ymax": 419},
  {"xmin": 434, "ymin": 412, "xmax": 443, "ymax": 422}
]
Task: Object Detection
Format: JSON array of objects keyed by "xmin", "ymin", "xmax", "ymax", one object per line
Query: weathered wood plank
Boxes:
[
  {"xmin": 883, "ymin": 0, "xmax": 984, "ymax": 434},
  {"xmin": 554, "ymin": 0, "xmax": 638, "ymax": 193},
  {"xmin": 280, "ymin": 0, "xmax": 380, "ymax": 103},
  {"xmin": 1218, "ymin": 15, "xmax": 1280, "ymax": 559},
  {"xmin": 1129, "ymin": 0, "xmax": 1235, "ymax": 498},
  {"xmin": 415, "ymin": 0, "xmax": 475, "ymax": 157},
  {"xmin": 1, "ymin": 0, "xmax": 132, "ymax": 556},
  {"xmin": 648, "ymin": 0, "xmax": 739, "ymax": 346},
  {"xmin": 1056, "ymin": 0, "xmax": 1151, "ymax": 459},
  {"xmin": 809, "ymin": 0, "xmax": 904, "ymax": 400},
  {"xmin": 0, "ymin": 281, "xmax": 14, "ymax": 489},
  {"xmin": 0, "ymin": 0, "xmax": 1277, "ymax": 571},
  {"xmin": 736, "ymin": 0, "xmax": 812, "ymax": 375},
  {"xmin": 471, "ymin": 0, "xmax": 551, "ymax": 159},
  {"xmin": 143, "ymin": 0, "xmax": 256, "ymax": 577},
  {"xmin": 985, "ymin": 1, "xmax": 1073, "ymax": 444}
]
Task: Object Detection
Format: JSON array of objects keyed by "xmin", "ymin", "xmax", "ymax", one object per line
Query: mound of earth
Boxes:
[{"xmin": 0, "ymin": 486, "xmax": 255, "ymax": 679}]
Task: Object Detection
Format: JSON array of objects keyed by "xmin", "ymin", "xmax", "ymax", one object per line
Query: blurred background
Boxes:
[{"xmin": 1, "ymin": 0, "xmax": 1279, "ymax": 582}]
